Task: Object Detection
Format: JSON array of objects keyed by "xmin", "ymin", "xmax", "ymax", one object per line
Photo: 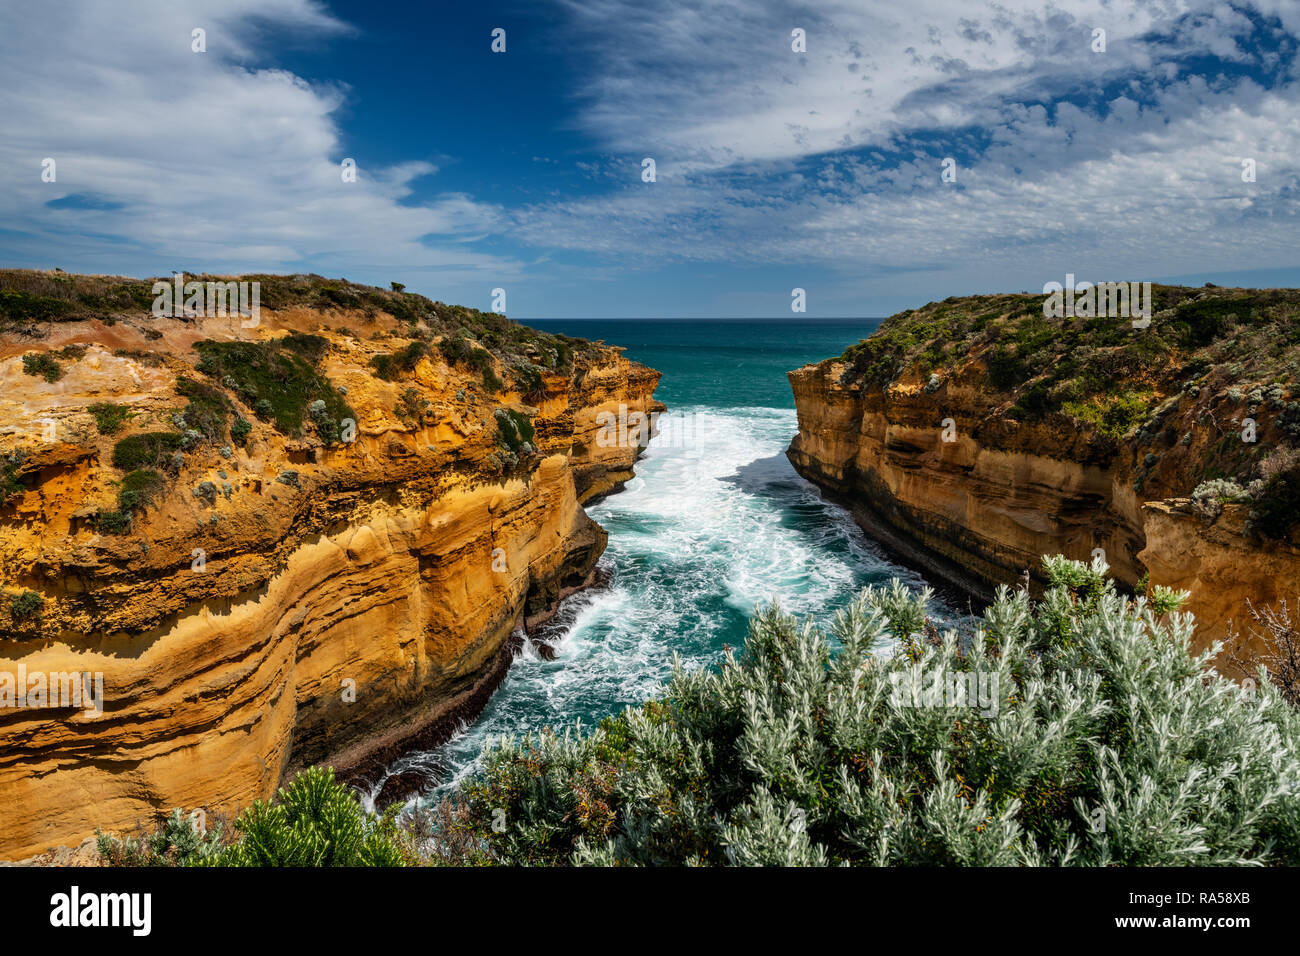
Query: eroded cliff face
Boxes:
[
  {"xmin": 1139, "ymin": 501, "xmax": 1300, "ymax": 658},
  {"xmin": 788, "ymin": 361, "xmax": 1144, "ymax": 601},
  {"xmin": 788, "ymin": 287, "xmax": 1300, "ymax": 659},
  {"xmin": 0, "ymin": 276, "xmax": 661, "ymax": 859}
]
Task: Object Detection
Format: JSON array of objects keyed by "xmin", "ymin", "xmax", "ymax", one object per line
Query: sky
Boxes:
[{"xmin": 1, "ymin": 0, "xmax": 1298, "ymax": 318}]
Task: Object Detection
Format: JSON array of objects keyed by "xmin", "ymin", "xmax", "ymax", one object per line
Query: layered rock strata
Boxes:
[{"xmin": 0, "ymin": 274, "xmax": 661, "ymax": 858}]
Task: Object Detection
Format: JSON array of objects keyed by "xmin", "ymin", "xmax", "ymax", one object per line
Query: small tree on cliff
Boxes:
[{"xmin": 435, "ymin": 556, "xmax": 1300, "ymax": 866}]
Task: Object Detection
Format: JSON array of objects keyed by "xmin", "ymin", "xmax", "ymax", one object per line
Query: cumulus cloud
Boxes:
[
  {"xmin": 2, "ymin": 0, "xmax": 1298, "ymax": 314},
  {"xmin": 0, "ymin": 0, "xmax": 515, "ymax": 287},
  {"xmin": 517, "ymin": 0, "xmax": 1300, "ymax": 308}
]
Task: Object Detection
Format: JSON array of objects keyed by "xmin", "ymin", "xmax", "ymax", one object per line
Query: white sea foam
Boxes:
[{"xmin": 379, "ymin": 404, "xmax": 954, "ymax": 808}]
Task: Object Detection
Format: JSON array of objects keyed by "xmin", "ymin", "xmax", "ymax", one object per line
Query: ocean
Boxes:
[{"xmin": 372, "ymin": 318, "xmax": 949, "ymax": 804}]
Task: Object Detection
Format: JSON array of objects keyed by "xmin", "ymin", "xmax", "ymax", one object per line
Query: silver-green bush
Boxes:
[{"xmin": 440, "ymin": 557, "xmax": 1300, "ymax": 866}]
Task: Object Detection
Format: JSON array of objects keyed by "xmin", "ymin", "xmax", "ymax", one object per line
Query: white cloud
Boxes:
[
  {"xmin": 0, "ymin": 0, "xmax": 516, "ymax": 290},
  {"xmin": 554, "ymin": 0, "xmax": 1220, "ymax": 167},
  {"xmin": 2, "ymin": 0, "xmax": 1298, "ymax": 315},
  {"xmin": 515, "ymin": 0, "xmax": 1300, "ymax": 309}
]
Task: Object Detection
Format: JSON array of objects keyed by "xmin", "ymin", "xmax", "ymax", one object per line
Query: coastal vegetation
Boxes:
[
  {"xmin": 95, "ymin": 469, "xmax": 166, "ymax": 534},
  {"xmin": 21, "ymin": 352, "xmax": 64, "ymax": 382},
  {"xmin": 96, "ymin": 768, "xmax": 408, "ymax": 866},
  {"xmin": 110, "ymin": 432, "xmax": 184, "ymax": 471},
  {"xmin": 193, "ymin": 339, "xmax": 353, "ymax": 439},
  {"xmin": 88, "ymin": 401, "xmax": 132, "ymax": 435},
  {"xmin": 0, "ymin": 269, "xmax": 594, "ymax": 377},
  {"xmin": 95, "ymin": 556, "xmax": 1300, "ymax": 866}
]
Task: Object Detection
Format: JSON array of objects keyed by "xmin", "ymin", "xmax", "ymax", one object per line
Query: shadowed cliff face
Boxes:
[
  {"xmin": 0, "ymin": 272, "xmax": 662, "ymax": 859},
  {"xmin": 788, "ymin": 286, "xmax": 1300, "ymax": 661},
  {"xmin": 787, "ymin": 361, "xmax": 1143, "ymax": 600}
]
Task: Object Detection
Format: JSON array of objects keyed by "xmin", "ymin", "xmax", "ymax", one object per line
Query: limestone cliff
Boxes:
[
  {"xmin": 0, "ymin": 270, "xmax": 662, "ymax": 859},
  {"xmin": 789, "ymin": 285, "xmax": 1300, "ymax": 658}
]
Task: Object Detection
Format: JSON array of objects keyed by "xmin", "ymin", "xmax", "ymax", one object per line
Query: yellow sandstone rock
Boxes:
[
  {"xmin": 787, "ymin": 359, "xmax": 1300, "ymax": 658},
  {"xmin": 0, "ymin": 294, "xmax": 662, "ymax": 859}
]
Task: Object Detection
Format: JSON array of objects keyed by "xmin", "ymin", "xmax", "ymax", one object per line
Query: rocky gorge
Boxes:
[{"xmin": 0, "ymin": 270, "xmax": 661, "ymax": 860}]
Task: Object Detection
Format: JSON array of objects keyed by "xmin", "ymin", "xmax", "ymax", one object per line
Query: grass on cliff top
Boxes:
[
  {"xmin": 836, "ymin": 285, "xmax": 1300, "ymax": 398},
  {"xmin": 0, "ymin": 270, "xmax": 596, "ymax": 375},
  {"xmin": 834, "ymin": 285, "xmax": 1300, "ymax": 448}
]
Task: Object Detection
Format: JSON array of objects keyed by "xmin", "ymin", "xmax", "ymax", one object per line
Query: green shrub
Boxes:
[
  {"xmin": 88, "ymin": 401, "xmax": 131, "ymax": 435},
  {"xmin": 75, "ymin": 281, "xmax": 155, "ymax": 315},
  {"xmin": 1279, "ymin": 403, "xmax": 1300, "ymax": 441},
  {"xmin": 194, "ymin": 340, "xmax": 352, "ymax": 437},
  {"xmin": 1062, "ymin": 389, "xmax": 1155, "ymax": 440},
  {"xmin": 308, "ymin": 398, "xmax": 342, "ymax": 443},
  {"xmin": 370, "ymin": 340, "xmax": 429, "ymax": 381},
  {"xmin": 440, "ymin": 335, "xmax": 503, "ymax": 391},
  {"xmin": 1168, "ymin": 297, "xmax": 1250, "ymax": 349},
  {"xmin": 477, "ymin": 356, "xmax": 504, "ymax": 392},
  {"xmin": 395, "ymin": 387, "xmax": 430, "ymax": 427},
  {"xmin": 21, "ymin": 352, "xmax": 62, "ymax": 383},
  {"xmin": 494, "ymin": 407, "xmax": 535, "ymax": 454},
  {"xmin": 0, "ymin": 290, "xmax": 75, "ymax": 323},
  {"xmin": 1191, "ymin": 477, "xmax": 1250, "ymax": 520},
  {"xmin": 97, "ymin": 809, "xmax": 227, "ymax": 866},
  {"xmin": 202, "ymin": 767, "xmax": 408, "ymax": 866},
  {"xmin": 511, "ymin": 363, "xmax": 547, "ymax": 401},
  {"xmin": 438, "ymin": 557, "xmax": 1300, "ymax": 866},
  {"xmin": 1247, "ymin": 466, "xmax": 1300, "ymax": 540},
  {"xmin": 10, "ymin": 590, "xmax": 43, "ymax": 621},
  {"xmin": 230, "ymin": 416, "xmax": 252, "ymax": 446},
  {"xmin": 280, "ymin": 332, "xmax": 330, "ymax": 366},
  {"xmin": 95, "ymin": 468, "xmax": 165, "ymax": 533},
  {"xmin": 1009, "ymin": 379, "xmax": 1055, "ymax": 419},
  {"xmin": 112, "ymin": 432, "xmax": 184, "ymax": 470},
  {"xmin": 438, "ymin": 334, "xmax": 472, "ymax": 366},
  {"xmin": 0, "ymin": 453, "xmax": 26, "ymax": 505},
  {"xmin": 95, "ymin": 510, "xmax": 132, "ymax": 534},
  {"xmin": 320, "ymin": 286, "xmax": 362, "ymax": 311},
  {"xmin": 176, "ymin": 376, "xmax": 229, "ymax": 439},
  {"xmin": 118, "ymin": 468, "xmax": 164, "ymax": 513},
  {"xmin": 984, "ymin": 345, "xmax": 1033, "ymax": 390},
  {"xmin": 112, "ymin": 347, "xmax": 164, "ymax": 367}
]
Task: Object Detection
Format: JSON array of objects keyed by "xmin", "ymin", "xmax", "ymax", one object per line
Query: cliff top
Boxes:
[
  {"xmin": 800, "ymin": 283, "xmax": 1300, "ymax": 543},
  {"xmin": 0, "ymin": 269, "xmax": 602, "ymax": 374}
]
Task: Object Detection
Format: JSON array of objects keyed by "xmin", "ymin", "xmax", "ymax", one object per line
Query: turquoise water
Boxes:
[
  {"xmin": 373, "ymin": 319, "xmax": 952, "ymax": 804},
  {"xmin": 543, "ymin": 318, "xmax": 876, "ymax": 410}
]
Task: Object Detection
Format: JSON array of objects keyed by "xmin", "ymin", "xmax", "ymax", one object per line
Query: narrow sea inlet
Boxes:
[{"xmin": 371, "ymin": 318, "xmax": 949, "ymax": 805}]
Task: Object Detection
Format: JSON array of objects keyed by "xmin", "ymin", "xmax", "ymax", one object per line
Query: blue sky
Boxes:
[{"xmin": 1, "ymin": 0, "xmax": 1299, "ymax": 317}]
